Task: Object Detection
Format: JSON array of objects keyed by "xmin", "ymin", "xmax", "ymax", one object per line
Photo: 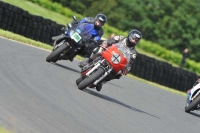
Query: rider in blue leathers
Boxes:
[{"xmin": 71, "ymin": 14, "xmax": 107, "ymax": 61}]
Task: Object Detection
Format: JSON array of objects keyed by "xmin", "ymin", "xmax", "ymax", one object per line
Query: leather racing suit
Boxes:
[
  {"xmin": 89, "ymin": 35, "xmax": 137, "ymax": 80},
  {"xmin": 72, "ymin": 17, "xmax": 104, "ymax": 58}
]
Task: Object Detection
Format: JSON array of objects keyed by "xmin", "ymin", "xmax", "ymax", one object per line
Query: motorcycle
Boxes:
[
  {"xmin": 46, "ymin": 16, "xmax": 96, "ymax": 63},
  {"xmin": 76, "ymin": 43, "xmax": 130, "ymax": 91},
  {"xmin": 185, "ymin": 79, "xmax": 200, "ymax": 113}
]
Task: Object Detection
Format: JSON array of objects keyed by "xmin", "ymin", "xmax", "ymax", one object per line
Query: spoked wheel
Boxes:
[{"xmin": 78, "ymin": 68, "xmax": 104, "ymax": 90}]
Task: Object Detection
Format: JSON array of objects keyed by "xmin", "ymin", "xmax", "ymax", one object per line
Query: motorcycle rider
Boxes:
[
  {"xmin": 79, "ymin": 29, "xmax": 142, "ymax": 91},
  {"xmin": 69, "ymin": 13, "xmax": 107, "ymax": 61},
  {"xmin": 187, "ymin": 78, "xmax": 200, "ymax": 94}
]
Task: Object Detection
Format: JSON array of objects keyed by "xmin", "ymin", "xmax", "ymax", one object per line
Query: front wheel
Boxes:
[
  {"xmin": 78, "ymin": 67, "xmax": 104, "ymax": 90},
  {"xmin": 76, "ymin": 77, "xmax": 84, "ymax": 85},
  {"xmin": 185, "ymin": 94, "xmax": 200, "ymax": 113},
  {"xmin": 46, "ymin": 42, "xmax": 68, "ymax": 63}
]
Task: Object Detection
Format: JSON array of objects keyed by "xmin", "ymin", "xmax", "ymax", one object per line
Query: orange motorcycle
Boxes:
[{"xmin": 76, "ymin": 43, "xmax": 130, "ymax": 91}]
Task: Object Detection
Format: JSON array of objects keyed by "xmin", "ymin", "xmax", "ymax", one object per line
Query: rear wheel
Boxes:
[
  {"xmin": 78, "ymin": 68, "xmax": 104, "ymax": 90},
  {"xmin": 185, "ymin": 94, "xmax": 200, "ymax": 113},
  {"xmin": 46, "ymin": 42, "xmax": 68, "ymax": 63}
]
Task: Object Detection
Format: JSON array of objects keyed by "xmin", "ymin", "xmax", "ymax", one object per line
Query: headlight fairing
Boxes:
[{"xmin": 111, "ymin": 53, "xmax": 121, "ymax": 64}]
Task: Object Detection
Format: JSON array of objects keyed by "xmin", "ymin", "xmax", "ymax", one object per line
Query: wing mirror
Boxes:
[{"xmin": 72, "ymin": 15, "xmax": 77, "ymax": 21}]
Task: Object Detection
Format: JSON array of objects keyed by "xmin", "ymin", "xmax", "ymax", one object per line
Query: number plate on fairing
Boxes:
[{"xmin": 71, "ymin": 32, "xmax": 82, "ymax": 42}]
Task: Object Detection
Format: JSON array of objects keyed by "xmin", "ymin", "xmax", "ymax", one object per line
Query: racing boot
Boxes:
[
  {"xmin": 68, "ymin": 54, "xmax": 76, "ymax": 62},
  {"xmin": 96, "ymin": 83, "xmax": 103, "ymax": 92}
]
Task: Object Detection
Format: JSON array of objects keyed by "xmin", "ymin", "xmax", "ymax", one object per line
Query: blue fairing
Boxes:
[{"xmin": 67, "ymin": 23, "xmax": 99, "ymax": 41}]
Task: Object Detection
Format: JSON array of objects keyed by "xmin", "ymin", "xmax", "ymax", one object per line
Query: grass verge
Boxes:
[
  {"xmin": 0, "ymin": 127, "xmax": 11, "ymax": 133},
  {"xmin": 4, "ymin": 0, "xmax": 71, "ymax": 25}
]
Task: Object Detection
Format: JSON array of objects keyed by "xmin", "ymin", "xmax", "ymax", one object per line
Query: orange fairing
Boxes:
[{"xmin": 101, "ymin": 44, "xmax": 128, "ymax": 72}]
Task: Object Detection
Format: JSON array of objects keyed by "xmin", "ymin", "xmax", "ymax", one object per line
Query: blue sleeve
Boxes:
[{"xmin": 94, "ymin": 36, "xmax": 101, "ymax": 41}]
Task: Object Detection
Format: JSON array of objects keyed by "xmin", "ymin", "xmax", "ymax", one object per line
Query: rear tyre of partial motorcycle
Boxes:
[
  {"xmin": 185, "ymin": 94, "xmax": 200, "ymax": 113},
  {"xmin": 78, "ymin": 68, "xmax": 104, "ymax": 90},
  {"xmin": 46, "ymin": 42, "xmax": 68, "ymax": 63}
]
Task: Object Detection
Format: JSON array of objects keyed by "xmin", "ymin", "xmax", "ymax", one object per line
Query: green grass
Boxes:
[
  {"xmin": 0, "ymin": 29, "xmax": 52, "ymax": 50},
  {"xmin": 4, "ymin": 0, "xmax": 71, "ymax": 25},
  {"xmin": 0, "ymin": 127, "xmax": 11, "ymax": 133}
]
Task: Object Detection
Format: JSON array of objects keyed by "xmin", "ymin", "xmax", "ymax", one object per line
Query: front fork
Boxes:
[
  {"xmin": 53, "ymin": 40, "xmax": 66, "ymax": 50},
  {"xmin": 53, "ymin": 40, "xmax": 77, "ymax": 60},
  {"xmin": 84, "ymin": 59, "xmax": 113, "ymax": 85},
  {"xmin": 85, "ymin": 59, "xmax": 105, "ymax": 76},
  {"xmin": 93, "ymin": 68, "xmax": 112, "ymax": 85}
]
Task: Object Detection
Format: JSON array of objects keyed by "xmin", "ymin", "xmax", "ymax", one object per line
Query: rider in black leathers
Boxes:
[{"xmin": 79, "ymin": 29, "xmax": 142, "ymax": 91}]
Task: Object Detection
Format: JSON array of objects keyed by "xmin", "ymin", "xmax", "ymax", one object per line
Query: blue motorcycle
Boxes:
[
  {"xmin": 185, "ymin": 79, "xmax": 200, "ymax": 113},
  {"xmin": 46, "ymin": 16, "xmax": 97, "ymax": 63}
]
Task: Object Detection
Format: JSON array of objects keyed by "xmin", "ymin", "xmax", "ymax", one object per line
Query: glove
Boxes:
[
  {"xmin": 122, "ymin": 68, "xmax": 129, "ymax": 75},
  {"xmin": 101, "ymin": 43, "xmax": 108, "ymax": 48}
]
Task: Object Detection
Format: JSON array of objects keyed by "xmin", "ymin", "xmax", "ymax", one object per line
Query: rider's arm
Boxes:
[
  {"xmin": 102, "ymin": 35, "xmax": 122, "ymax": 46},
  {"xmin": 94, "ymin": 36, "xmax": 101, "ymax": 41},
  {"xmin": 126, "ymin": 49, "xmax": 137, "ymax": 72},
  {"xmin": 88, "ymin": 36, "xmax": 102, "ymax": 47},
  {"xmin": 92, "ymin": 28, "xmax": 103, "ymax": 45},
  {"xmin": 121, "ymin": 54, "xmax": 136, "ymax": 75}
]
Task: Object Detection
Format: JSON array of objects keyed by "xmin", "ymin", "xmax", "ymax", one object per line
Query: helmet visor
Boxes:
[
  {"xmin": 129, "ymin": 33, "xmax": 141, "ymax": 44},
  {"xmin": 95, "ymin": 20, "xmax": 103, "ymax": 26}
]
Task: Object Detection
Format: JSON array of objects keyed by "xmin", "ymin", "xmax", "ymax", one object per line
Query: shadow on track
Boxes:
[
  {"xmin": 53, "ymin": 63, "xmax": 122, "ymax": 88},
  {"xmin": 189, "ymin": 112, "xmax": 200, "ymax": 117},
  {"xmin": 83, "ymin": 88, "xmax": 159, "ymax": 119},
  {"xmin": 53, "ymin": 62, "xmax": 80, "ymax": 73},
  {"xmin": 107, "ymin": 82, "xmax": 123, "ymax": 88}
]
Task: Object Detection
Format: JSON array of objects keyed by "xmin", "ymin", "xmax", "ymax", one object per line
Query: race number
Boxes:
[{"xmin": 71, "ymin": 32, "xmax": 82, "ymax": 42}]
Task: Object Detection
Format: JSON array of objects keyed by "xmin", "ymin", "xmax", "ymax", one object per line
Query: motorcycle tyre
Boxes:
[
  {"xmin": 46, "ymin": 43, "xmax": 68, "ymax": 63},
  {"xmin": 185, "ymin": 94, "xmax": 200, "ymax": 113},
  {"xmin": 78, "ymin": 67, "xmax": 104, "ymax": 90},
  {"xmin": 76, "ymin": 77, "xmax": 84, "ymax": 85}
]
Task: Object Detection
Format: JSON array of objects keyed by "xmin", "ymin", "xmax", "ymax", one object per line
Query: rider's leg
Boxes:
[
  {"xmin": 96, "ymin": 73, "xmax": 122, "ymax": 92},
  {"xmin": 79, "ymin": 47, "xmax": 102, "ymax": 68}
]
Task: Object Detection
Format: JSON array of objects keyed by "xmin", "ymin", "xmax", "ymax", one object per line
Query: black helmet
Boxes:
[
  {"xmin": 95, "ymin": 13, "xmax": 107, "ymax": 27},
  {"xmin": 126, "ymin": 29, "xmax": 142, "ymax": 47}
]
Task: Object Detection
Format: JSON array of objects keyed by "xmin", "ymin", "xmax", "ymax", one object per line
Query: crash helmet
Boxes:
[
  {"xmin": 126, "ymin": 29, "xmax": 142, "ymax": 47},
  {"xmin": 94, "ymin": 13, "xmax": 107, "ymax": 27}
]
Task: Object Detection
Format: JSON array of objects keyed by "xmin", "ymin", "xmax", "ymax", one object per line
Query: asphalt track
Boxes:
[{"xmin": 0, "ymin": 37, "xmax": 200, "ymax": 133}]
